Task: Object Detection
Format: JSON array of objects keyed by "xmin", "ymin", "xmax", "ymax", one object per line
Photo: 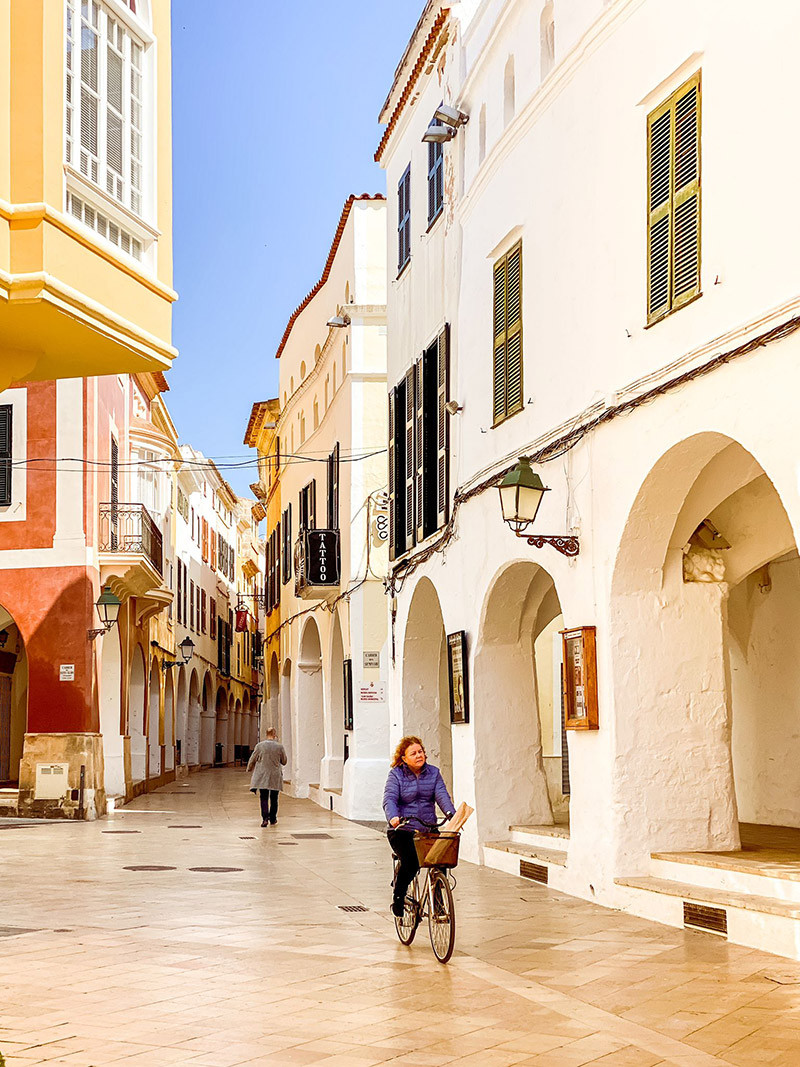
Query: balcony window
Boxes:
[{"xmin": 65, "ymin": 0, "xmax": 149, "ymax": 219}]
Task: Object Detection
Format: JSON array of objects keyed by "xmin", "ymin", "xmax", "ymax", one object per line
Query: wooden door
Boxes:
[{"xmin": 0, "ymin": 674, "xmax": 12, "ymax": 783}]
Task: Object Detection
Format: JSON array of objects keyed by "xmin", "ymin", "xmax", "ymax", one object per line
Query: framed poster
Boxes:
[
  {"xmin": 447, "ymin": 631, "xmax": 470, "ymax": 724},
  {"xmin": 561, "ymin": 625, "xmax": 599, "ymax": 730}
]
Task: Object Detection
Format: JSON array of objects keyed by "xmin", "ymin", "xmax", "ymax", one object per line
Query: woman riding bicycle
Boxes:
[{"xmin": 383, "ymin": 736, "xmax": 455, "ymax": 918}]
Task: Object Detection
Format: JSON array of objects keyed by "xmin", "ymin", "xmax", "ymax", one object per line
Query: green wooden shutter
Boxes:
[
  {"xmin": 414, "ymin": 356, "xmax": 424, "ymax": 544},
  {"xmin": 388, "ymin": 389, "xmax": 396, "ymax": 562},
  {"xmin": 492, "ymin": 242, "xmax": 523, "ymax": 424},
  {"xmin": 436, "ymin": 325, "xmax": 450, "ymax": 529},
  {"xmin": 0, "ymin": 405, "xmax": 12, "ymax": 507},
  {"xmin": 647, "ymin": 73, "xmax": 701, "ymax": 323},
  {"xmin": 403, "ymin": 366, "xmax": 415, "ymax": 554},
  {"xmin": 493, "ymin": 257, "xmax": 507, "ymax": 423}
]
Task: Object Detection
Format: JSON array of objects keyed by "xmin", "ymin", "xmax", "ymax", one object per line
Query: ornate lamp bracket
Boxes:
[{"xmin": 520, "ymin": 532, "xmax": 580, "ymax": 557}]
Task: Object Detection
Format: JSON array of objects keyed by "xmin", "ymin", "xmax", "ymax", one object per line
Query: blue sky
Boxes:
[{"xmin": 169, "ymin": 1, "xmax": 422, "ymax": 494}]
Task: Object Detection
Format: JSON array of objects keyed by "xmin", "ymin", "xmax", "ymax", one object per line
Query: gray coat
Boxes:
[{"xmin": 247, "ymin": 739, "xmax": 287, "ymax": 791}]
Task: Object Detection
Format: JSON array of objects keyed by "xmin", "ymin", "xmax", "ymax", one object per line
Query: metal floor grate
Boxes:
[
  {"xmin": 168, "ymin": 825, "xmax": 202, "ymax": 829},
  {"xmin": 188, "ymin": 867, "xmax": 243, "ymax": 873},
  {"xmin": 338, "ymin": 905, "xmax": 368, "ymax": 913},
  {"xmin": 684, "ymin": 901, "xmax": 727, "ymax": 935},
  {"xmin": 520, "ymin": 860, "xmax": 549, "ymax": 885},
  {"xmin": 102, "ymin": 830, "xmax": 141, "ymax": 834},
  {"xmin": 123, "ymin": 865, "xmax": 176, "ymax": 872}
]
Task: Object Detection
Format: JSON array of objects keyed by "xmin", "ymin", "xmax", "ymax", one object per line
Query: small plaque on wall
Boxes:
[
  {"xmin": 447, "ymin": 631, "xmax": 470, "ymax": 725},
  {"xmin": 561, "ymin": 626, "xmax": 598, "ymax": 730}
]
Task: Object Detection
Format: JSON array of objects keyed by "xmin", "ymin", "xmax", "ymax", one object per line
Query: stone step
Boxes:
[
  {"xmin": 509, "ymin": 824, "xmax": 569, "ymax": 851},
  {"xmin": 650, "ymin": 852, "xmax": 800, "ymax": 904},
  {"xmin": 615, "ymin": 874, "xmax": 800, "ymax": 960},
  {"xmin": 486, "ymin": 840, "xmax": 567, "ymax": 866}
]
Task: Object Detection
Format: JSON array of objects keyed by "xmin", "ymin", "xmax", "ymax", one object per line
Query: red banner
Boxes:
[{"xmin": 235, "ymin": 609, "xmax": 249, "ymax": 632}]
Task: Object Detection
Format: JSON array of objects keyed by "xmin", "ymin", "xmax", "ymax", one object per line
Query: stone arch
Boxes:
[
  {"xmin": 610, "ymin": 432, "xmax": 800, "ymax": 866},
  {"xmin": 129, "ymin": 645, "xmax": 147, "ymax": 783},
  {"xmin": 296, "ymin": 619, "xmax": 324, "ymax": 793},
  {"xmin": 473, "ymin": 562, "xmax": 562, "ymax": 843},
  {"xmin": 164, "ymin": 671, "xmax": 175, "ymax": 772},
  {"xmin": 186, "ymin": 668, "xmax": 201, "ymax": 766},
  {"xmin": 0, "ymin": 603, "xmax": 28, "ymax": 787},
  {"xmin": 401, "ymin": 578, "xmax": 452, "ymax": 791},
  {"xmin": 148, "ymin": 662, "xmax": 161, "ymax": 778},
  {"xmin": 99, "ymin": 627, "xmax": 124, "ymax": 797},
  {"xmin": 268, "ymin": 653, "xmax": 280, "ymax": 734},
  {"xmin": 281, "ymin": 658, "xmax": 293, "ymax": 772},
  {"xmin": 214, "ymin": 686, "xmax": 228, "ymax": 765},
  {"xmin": 199, "ymin": 672, "xmax": 214, "ymax": 765},
  {"xmin": 176, "ymin": 664, "xmax": 188, "ymax": 766},
  {"xmin": 324, "ymin": 608, "xmax": 346, "ymax": 791}
]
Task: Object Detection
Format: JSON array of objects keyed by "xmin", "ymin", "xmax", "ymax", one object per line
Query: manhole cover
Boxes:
[
  {"xmin": 102, "ymin": 830, "xmax": 141, "ymax": 834},
  {"xmin": 188, "ymin": 867, "xmax": 243, "ymax": 873},
  {"xmin": 0, "ymin": 927, "xmax": 38, "ymax": 938},
  {"xmin": 338, "ymin": 905, "xmax": 368, "ymax": 913},
  {"xmin": 123, "ymin": 865, "xmax": 177, "ymax": 872},
  {"xmin": 168, "ymin": 825, "xmax": 202, "ymax": 829},
  {"xmin": 291, "ymin": 833, "xmax": 332, "ymax": 840}
]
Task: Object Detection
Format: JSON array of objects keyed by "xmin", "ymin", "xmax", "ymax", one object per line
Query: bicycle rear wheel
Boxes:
[
  {"xmin": 427, "ymin": 868, "xmax": 455, "ymax": 963},
  {"xmin": 393, "ymin": 862, "xmax": 420, "ymax": 945}
]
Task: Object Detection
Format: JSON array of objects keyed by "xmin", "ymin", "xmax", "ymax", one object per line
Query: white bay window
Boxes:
[{"xmin": 65, "ymin": 0, "xmax": 152, "ymax": 258}]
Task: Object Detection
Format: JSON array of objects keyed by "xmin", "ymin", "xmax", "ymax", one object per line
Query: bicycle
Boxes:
[{"xmin": 391, "ymin": 818, "xmax": 459, "ymax": 964}]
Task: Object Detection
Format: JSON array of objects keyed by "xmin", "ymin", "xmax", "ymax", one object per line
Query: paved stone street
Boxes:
[{"xmin": 2, "ymin": 770, "xmax": 800, "ymax": 1067}]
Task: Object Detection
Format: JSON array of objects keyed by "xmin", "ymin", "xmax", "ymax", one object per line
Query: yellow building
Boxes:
[
  {"xmin": 244, "ymin": 398, "xmax": 281, "ymax": 743},
  {"xmin": 0, "ymin": 0, "xmax": 176, "ymax": 391}
]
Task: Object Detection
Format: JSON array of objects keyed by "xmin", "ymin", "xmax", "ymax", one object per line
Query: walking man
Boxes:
[{"xmin": 247, "ymin": 728, "xmax": 287, "ymax": 826}]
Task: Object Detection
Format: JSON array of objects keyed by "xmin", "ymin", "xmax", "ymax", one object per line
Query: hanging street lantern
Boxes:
[
  {"xmin": 498, "ymin": 458, "xmax": 580, "ymax": 557},
  {"xmin": 161, "ymin": 636, "xmax": 195, "ymax": 672}
]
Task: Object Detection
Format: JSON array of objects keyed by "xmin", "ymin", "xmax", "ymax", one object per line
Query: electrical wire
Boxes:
[{"xmin": 10, "ymin": 447, "xmax": 387, "ymax": 473}]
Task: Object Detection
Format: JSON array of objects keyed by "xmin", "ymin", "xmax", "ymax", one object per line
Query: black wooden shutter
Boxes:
[
  {"xmin": 505, "ymin": 243, "xmax": 523, "ymax": 417},
  {"xmin": 177, "ymin": 560, "xmax": 182, "ymax": 624},
  {"xmin": 388, "ymin": 390, "xmax": 396, "ymax": 562},
  {"xmin": 309, "ymin": 479, "xmax": 316, "ymax": 530},
  {"xmin": 403, "ymin": 366, "xmax": 415, "ymax": 554},
  {"xmin": 414, "ymin": 357, "xmax": 424, "ymax": 543},
  {"xmin": 398, "ymin": 165, "xmax": 411, "ymax": 271},
  {"xmin": 0, "ymin": 405, "xmax": 12, "ymax": 507},
  {"xmin": 332, "ymin": 443, "xmax": 340, "ymax": 529},
  {"xmin": 672, "ymin": 80, "xmax": 700, "ymax": 308},
  {"xmin": 343, "ymin": 658, "xmax": 353, "ymax": 731},
  {"xmin": 436, "ymin": 324, "xmax": 450, "ymax": 529},
  {"xmin": 275, "ymin": 521, "xmax": 281, "ymax": 603}
]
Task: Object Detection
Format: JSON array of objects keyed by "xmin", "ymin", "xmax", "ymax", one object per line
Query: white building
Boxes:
[
  {"xmin": 248, "ymin": 194, "xmax": 390, "ymax": 820},
  {"xmin": 173, "ymin": 448, "xmax": 262, "ymax": 772},
  {"xmin": 381, "ymin": 0, "xmax": 800, "ymax": 959}
]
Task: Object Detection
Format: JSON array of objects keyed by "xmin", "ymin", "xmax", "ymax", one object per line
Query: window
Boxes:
[
  {"xmin": 191, "ymin": 507, "xmax": 195, "ymax": 541},
  {"xmin": 282, "ymin": 505, "xmax": 292, "ymax": 583},
  {"xmin": 177, "ymin": 559, "xmax": 182, "ymax": 624},
  {"xmin": 201, "ymin": 589, "xmax": 207, "ymax": 634},
  {"xmin": 210, "ymin": 528, "xmax": 216, "ymax": 570},
  {"xmin": 0, "ymin": 405, "xmax": 12, "ymax": 507},
  {"xmin": 197, "ymin": 583, "xmax": 202, "ymax": 632},
  {"xmin": 299, "ymin": 481, "xmax": 316, "ymax": 532},
  {"xmin": 189, "ymin": 579, "xmax": 195, "ymax": 630},
  {"xmin": 397, "ymin": 164, "xmax": 411, "ymax": 273},
  {"xmin": 540, "ymin": 3, "xmax": 555, "ymax": 79},
  {"xmin": 428, "ymin": 119, "xmax": 444, "ymax": 226},
  {"xmin": 65, "ymin": 0, "xmax": 146, "ymax": 216},
  {"xmin": 504, "ymin": 56, "xmax": 516, "ymax": 126},
  {"xmin": 326, "ymin": 444, "xmax": 340, "ymax": 529},
  {"xmin": 201, "ymin": 518, "xmax": 209, "ymax": 563},
  {"xmin": 388, "ymin": 326, "xmax": 450, "ymax": 559},
  {"xmin": 647, "ymin": 73, "xmax": 701, "ymax": 323},
  {"xmin": 177, "ymin": 488, "xmax": 189, "ymax": 522},
  {"xmin": 492, "ymin": 242, "xmax": 523, "ymax": 425},
  {"xmin": 210, "ymin": 598, "xmax": 216, "ymax": 640}
]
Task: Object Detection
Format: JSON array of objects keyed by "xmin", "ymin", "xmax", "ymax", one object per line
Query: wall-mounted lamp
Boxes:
[
  {"xmin": 423, "ymin": 123, "xmax": 456, "ymax": 144},
  {"xmin": 444, "ymin": 400, "xmax": 463, "ymax": 416},
  {"xmin": 88, "ymin": 589, "xmax": 122, "ymax": 641},
  {"xmin": 422, "ymin": 104, "xmax": 469, "ymax": 144},
  {"xmin": 498, "ymin": 458, "xmax": 579, "ymax": 557},
  {"xmin": 327, "ymin": 314, "xmax": 350, "ymax": 328},
  {"xmin": 161, "ymin": 636, "xmax": 195, "ymax": 671},
  {"xmin": 0, "ymin": 629, "xmax": 8, "ymax": 649}
]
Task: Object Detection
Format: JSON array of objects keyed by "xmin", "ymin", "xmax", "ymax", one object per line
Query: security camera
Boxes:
[{"xmin": 444, "ymin": 400, "xmax": 462, "ymax": 416}]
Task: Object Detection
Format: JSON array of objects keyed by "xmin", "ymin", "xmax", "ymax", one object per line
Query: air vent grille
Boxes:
[
  {"xmin": 520, "ymin": 860, "xmax": 548, "ymax": 884},
  {"xmin": 683, "ymin": 901, "xmax": 727, "ymax": 935}
]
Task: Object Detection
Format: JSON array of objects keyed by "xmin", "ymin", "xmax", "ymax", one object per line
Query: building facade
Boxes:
[
  {"xmin": 173, "ymin": 449, "xmax": 263, "ymax": 777},
  {"xmin": 247, "ymin": 194, "xmax": 390, "ymax": 820},
  {"xmin": 381, "ymin": 0, "xmax": 800, "ymax": 959},
  {"xmin": 0, "ymin": 0, "xmax": 177, "ymax": 391}
]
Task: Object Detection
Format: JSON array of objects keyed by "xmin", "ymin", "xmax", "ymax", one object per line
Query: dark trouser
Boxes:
[
  {"xmin": 388, "ymin": 827, "xmax": 419, "ymax": 903},
  {"xmin": 259, "ymin": 789, "xmax": 279, "ymax": 824}
]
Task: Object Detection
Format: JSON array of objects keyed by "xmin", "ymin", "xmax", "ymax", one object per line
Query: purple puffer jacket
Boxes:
[{"xmin": 383, "ymin": 762, "xmax": 455, "ymax": 831}]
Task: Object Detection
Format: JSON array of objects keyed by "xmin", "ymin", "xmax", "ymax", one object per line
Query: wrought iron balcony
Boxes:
[{"xmin": 99, "ymin": 502, "xmax": 163, "ymax": 576}]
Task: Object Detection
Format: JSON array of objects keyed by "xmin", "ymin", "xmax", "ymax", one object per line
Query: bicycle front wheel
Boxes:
[
  {"xmin": 427, "ymin": 868, "xmax": 455, "ymax": 963},
  {"xmin": 394, "ymin": 865, "xmax": 420, "ymax": 945}
]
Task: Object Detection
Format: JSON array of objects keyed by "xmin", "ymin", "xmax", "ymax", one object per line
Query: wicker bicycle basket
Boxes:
[{"xmin": 414, "ymin": 831, "xmax": 460, "ymax": 868}]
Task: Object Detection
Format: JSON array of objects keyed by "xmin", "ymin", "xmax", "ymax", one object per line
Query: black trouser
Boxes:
[
  {"xmin": 388, "ymin": 827, "xmax": 419, "ymax": 903},
  {"xmin": 259, "ymin": 789, "xmax": 279, "ymax": 824}
]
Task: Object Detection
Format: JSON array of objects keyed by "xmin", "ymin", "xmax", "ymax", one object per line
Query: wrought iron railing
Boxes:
[{"xmin": 99, "ymin": 502, "xmax": 163, "ymax": 576}]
